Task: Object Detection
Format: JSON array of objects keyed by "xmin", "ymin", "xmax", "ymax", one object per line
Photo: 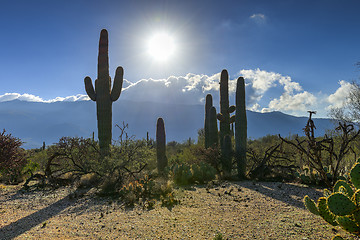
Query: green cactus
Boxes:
[
  {"xmin": 84, "ymin": 29, "xmax": 123, "ymax": 156},
  {"xmin": 235, "ymin": 76, "xmax": 247, "ymax": 178},
  {"xmin": 317, "ymin": 197, "xmax": 338, "ymax": 226},
  {"xmin": 208, "ymin": 106, "xmax": 219, "ymax": 148},
  {"xmin": 327, "ymin": 193, "xmax": 357, "ymax": 216},
  {"xmin": 217, "ymin": 70, "xmax": 235, "ymax": 141},
  {"xmin": 336, "ymin": 216, "xmax": 360, "ymax": 234},
  {"xmin": 304, "ymin": 162, "xmax": 360, "ymax": 239},
  {"xmin": 353, "ymin": 189, "xmax": 360, "ymax": 205},
  {"xmin": 217, "ymin": 70, "xmax": 235, "ymax": 175},
  {"xmin": 350, "ymin": 163, "xmax": 360, "ymax": 189},
  {"xmin": 222, "ymin": 134, "xmax": 233, "ymax": 176},
  {"xmin": 304, "ymin": 195, "xmax": 319, "ymax": 215},
  {"xmin": 205, "ymin": 94, "xmax": 213, "ymax": 148},
  {"xmin": 334, "ymin": 180, "xmax": 354, "ymax": 197},
  {"xmin": 156, "ymin": 117, "xmax": 167, "ymax": 174}
]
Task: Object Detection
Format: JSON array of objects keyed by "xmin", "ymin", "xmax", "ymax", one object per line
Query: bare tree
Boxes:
[{"xmin": 280, "ymin": 112, "xmax": 360, "ymax": 188}]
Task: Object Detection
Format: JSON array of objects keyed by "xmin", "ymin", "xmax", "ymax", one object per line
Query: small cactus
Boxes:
[{"xmin": 156, "ymin": 118, "xmax": 167, "ymax": 174}]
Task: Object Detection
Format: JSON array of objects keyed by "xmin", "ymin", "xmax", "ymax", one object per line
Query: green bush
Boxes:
[
  {"xmin": 191, "ymin": 162, "xmax": 217, "ymax": 184},
  {"xmin": 170, "ymin": 162, "xmax": 217, "ymax": 185},
  {"xmin": 0, "ymin": 130, "xmax": 27, "ymax": 184}
]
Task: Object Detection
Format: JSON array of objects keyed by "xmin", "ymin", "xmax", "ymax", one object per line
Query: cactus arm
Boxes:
[
  {"xmin": 228, "ymin": 105, "xmax": 236, "ymax": 113},
  {"xmin": 110, "ymin": 66, "xmax": 124, "ymax": 101},
  {"xmin": 334, "ymin": 180, "xmax": 354, "ymax": 197},
  {"xmin": 304, "ymin": 195, "xmax": 320, "ymax": 215},
  {"xmin": 317, "ymin": 197, "xmax": 339, "ymax": 226},
  {"xmin": 84, "ymin": 76, "xmax": 96, "ymax": 101},
  {"xmin": 351, "ymin": 163, "xmax": 360, "ymax": 189}
]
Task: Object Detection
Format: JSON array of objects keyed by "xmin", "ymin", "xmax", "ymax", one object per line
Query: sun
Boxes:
[{"xmin": 147, "ymin": 33, "xmax": 176, "ymax": 62}]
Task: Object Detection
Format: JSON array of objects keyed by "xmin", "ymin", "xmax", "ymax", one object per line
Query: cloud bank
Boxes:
[
  {"xmin": 0, "ymin": 93, "xmax": 89, "ymax": 103},
  {"xmin": 0, "ymin": 69, "xmax": 352, "ymax": 117}
]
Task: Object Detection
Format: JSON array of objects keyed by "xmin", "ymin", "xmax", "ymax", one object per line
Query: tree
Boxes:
[
  {"xmin": 329, "ymin": 63, "xmax": 360, "ymax": 123},
  {"xmin": 0, "ymin": 130, "xmax": 27, "ymax": 183}
]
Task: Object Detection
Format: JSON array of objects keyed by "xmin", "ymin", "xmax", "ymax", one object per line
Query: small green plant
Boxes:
[
  {"xmin": 214, "ymin": 232, "xmax": 227, "ymax": 240},
  {"xmin": 161, "ymin": 192, "xmax": 179, "ymax": 208},
  {"xmin": 304, "ymin": 159, "xmax": 360, "ymax": 239},
  {"xmin": 170, "ymin": 162, "xmax": 217, "ymax": 185}
]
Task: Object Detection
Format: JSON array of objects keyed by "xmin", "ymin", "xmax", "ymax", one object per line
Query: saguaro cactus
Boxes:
[
  {"xmin": 217, "ymin": 70, "xmax": 235, "ymax": 174},
  {"xmin": 204, "ymin": 94, "xmax": 213, "ymax": 148},
  {"xmin": 209, "ymin": 106, "xmax": 219, "ymax": 148},
  {"xmin": 156, "ymin": 118, "xmax": 167, "ymax": 174},
  {"xmin": 84, "ymin": 29, "xmax": 123, "ymax": 156},
  {"xmin": 217, "ymin": 70, "xmax": 235, "ymax": 142},
  {"xmin": 235, "ymin": 77, "xmax": 247, "ymax": 178}
]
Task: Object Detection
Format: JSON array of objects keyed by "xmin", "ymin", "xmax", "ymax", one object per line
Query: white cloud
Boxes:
[
  {"xmin": 240, "ymin": 69, "xmax": 278, "ymax": 93},
  {"xmin": 239, "ymin": 69, "xmax": 319, "ymax": 115},
  {"xmin": 263, "ymin": 91, "xmax": 317, "ymax": 113},
  {"xmin": 121, "ymin": 73, "xmax": 221, "ymax": 105},
  {"xmin": 0, "ymin": 93, "xmax": 89, "ymax": 103},
  {"xmin": 250, "ymin": 13, "xmax": 266, "ymax": 24},
  {"xmin": 327, "ymin": 80, "xmax": 353, "ymax": 109}
]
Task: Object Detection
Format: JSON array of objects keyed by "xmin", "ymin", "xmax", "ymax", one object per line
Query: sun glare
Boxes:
[{"xmin": 147, "ymin": 33, "xmax": 175, "ymax": 62}]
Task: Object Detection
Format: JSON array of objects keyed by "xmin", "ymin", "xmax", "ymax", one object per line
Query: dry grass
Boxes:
[{"xmin": 0, "ymin": 181, "xmax": 357, "ymax": 239}]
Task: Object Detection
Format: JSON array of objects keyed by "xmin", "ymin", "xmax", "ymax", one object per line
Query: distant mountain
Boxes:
[{"xmin": 0, "ymin": 100, "xmax": 335, "ymax": 149}]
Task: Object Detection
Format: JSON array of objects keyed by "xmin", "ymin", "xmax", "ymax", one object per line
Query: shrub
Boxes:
[
  {"xmin": 171, "ymin": 163, "xmax": 193, "ymax": 185},
  {"xmin": 170, "ymin": 162, "xmax": 217, "ymax": 185},
  {"xmin": 0, "ymin": 130, "xmax": 27, "ymax": 184}
]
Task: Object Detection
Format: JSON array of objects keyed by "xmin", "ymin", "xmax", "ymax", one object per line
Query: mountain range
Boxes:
[{"xmin": 0, "ymin": 100, "xmax": 335, "ymax": 149}]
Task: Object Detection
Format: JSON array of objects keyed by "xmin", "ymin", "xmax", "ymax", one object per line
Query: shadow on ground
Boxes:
[
  {"xmin": 0, "ymin": 187, "xmax": 90, "ymax": 240},
  {"xmin": 233, "ymin": 181, "xmax": 324, "ymax": 209}
]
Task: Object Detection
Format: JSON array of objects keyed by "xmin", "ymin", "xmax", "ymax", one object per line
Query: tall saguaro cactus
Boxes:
[
  {"xmin": 217, "ymin": 70, "xmax": 235, "ymax": 175},
  {"xmin": 156, "ymin": 117, "xmax": 167, "ymax": 174},
  {"xmin": 204, "ymin": 94, "xmax": 213, "ymax": 148},
  {"xmin": 84, "ymin": 29, "xmax": 123, "ymax": 156},
  {"xmin": 235, "ymin": 77, "xmax": 247, "ymax": 178}
]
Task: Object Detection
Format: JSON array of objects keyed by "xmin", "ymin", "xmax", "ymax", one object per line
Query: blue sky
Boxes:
[{"xmin": 1, "ymin": 0, "xmax": 360, "ymax": 117}]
